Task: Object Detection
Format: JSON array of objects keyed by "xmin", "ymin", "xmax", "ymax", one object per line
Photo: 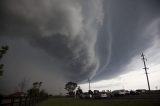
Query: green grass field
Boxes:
[{"xmin": 36, "ymin": 97, "xmax": 160, "ymax": 106}]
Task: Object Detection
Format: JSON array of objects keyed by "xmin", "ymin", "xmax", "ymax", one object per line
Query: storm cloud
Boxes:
[
  {"xmin": 0, "ymin": 0, "xmax": 104, "ymax": 81},
  {"xmin": 0, "ymin": 0, "xmax": 160, "ymax": 94},
  {"xmin": 94, "ymin": 0, "xmax": 160, "ymax": 80}
]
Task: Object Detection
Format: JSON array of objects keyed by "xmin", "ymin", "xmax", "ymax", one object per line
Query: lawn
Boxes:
[{"xmin": 36, "ymin": 97, "xmax": 160, "ymax": 106}]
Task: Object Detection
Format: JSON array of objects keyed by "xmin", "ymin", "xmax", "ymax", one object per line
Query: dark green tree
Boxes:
[
  {"xmin": 76, "ymin": 86, "xmax": 83, "ymax": 97},
  {"xmin": 27, "ymin": 81, "xmax": 43, "ymax": 97},
  {"xmin": 0, "ymin": 45, "xmax": 9, "ymax": 76},
  {"xmin": 65, "ymin": 82, "xmax": 77, "ymax": 96}
]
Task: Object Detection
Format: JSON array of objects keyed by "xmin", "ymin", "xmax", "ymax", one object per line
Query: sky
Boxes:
[{"xmin": 0, "ymin": 0, "xmax": 160, "ymax": 95}]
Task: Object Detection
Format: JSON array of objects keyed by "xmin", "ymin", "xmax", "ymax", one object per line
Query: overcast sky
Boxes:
[{"xmin": 0, "ymin": 0, "xmax": 160, "ymax": 95}]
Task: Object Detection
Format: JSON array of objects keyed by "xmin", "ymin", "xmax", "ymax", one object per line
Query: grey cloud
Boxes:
[
  {"xmin": 1, "ymin": 0, "xmax": 160, "ymax": 94},
  {"xmin": 0, "ymin": 0, "xmax": 104, "ymax": 94},
  {"xmin": 94, "ymin": 0, "xmax": 160, "ymax": 81}
]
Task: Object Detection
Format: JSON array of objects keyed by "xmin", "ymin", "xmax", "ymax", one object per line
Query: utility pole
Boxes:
[
  {"xmin": 88, "ymin": 78, "xmax": 90, "ymax": 91},
  {"xmin": 141, "ymin": 52, "xmax": 150, "ymax": 92}
]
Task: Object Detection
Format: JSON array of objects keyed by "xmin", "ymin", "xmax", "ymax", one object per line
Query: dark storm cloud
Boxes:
[
  {"xmin": 29, "ymin": 34, "xmax": 98, "ymax": 80},
  {"xmin": 1, "ymin": 0, "xmax": 160, "ymax": 94},
  {"xmin": 0, "ymin": 0, "xmax": 104, "ymax": 83},
  {"xmin": 94, "ymin": 0, "xmax": 160, "ymax": 80}
]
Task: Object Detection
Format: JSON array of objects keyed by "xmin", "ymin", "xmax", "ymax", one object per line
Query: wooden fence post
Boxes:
[
  {"xmin": 0, "ymin": 95, "xmax": 2, "ymax": 105},
  {"xmin": 32, "ymin": 96, "xmax": 34, "ymax": 106},
  {"xmin": 33, "ymin": 96, "xmax": 35, "ymax": 105},
  {"xmin": 31, "ymin": 96, "xmax": 33, "ymax": 106},
  {"xmin": 34, "ymin": 96, "xmax": 37, "ymax": 104},
  {"xmin": 25, "ymin": 96, "xmax": 27, "ymax": 106},
  {"xmin": 35, "ymin": 96, "xmax": 37, "ymax": 104},
  {"xmin": 19, "ymin": 96, "xmax": 22, "ymax": 106},
  {"xmin": 11, "ymin": 97, "xmax": 14, "ymax": 106},
  {"xmin": 28, "ymin": 96, "xmax": 30, "ymax": 106}
]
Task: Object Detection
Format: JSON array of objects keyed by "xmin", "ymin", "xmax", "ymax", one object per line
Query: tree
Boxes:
[
  {"xmin": 0, "ymin": 64, "xmax": 4, "ymax": 76},
  {"xmin": 65, "ymin": 82, "xmax": 77, "ymax": 96},
  {"xmin": 0, "ymin": 45, "xmax": 9, "ymax": 76},
  {"xmin": 18, "ymin": 78, "xmax": 28, "ymax": 92},
  {"xmin": 39, "ymin": 82, "xmax": 42, "ymax": 89},
  {"xmin": 27, "ymin": 81, "xmax": 43, "ymax": 97},
  {"xmin": 33, "ymin": 81, "xmax": 42, "ymax": 89},
  {"xmin": 33, "ymin": 82, "xmax": 39, "ymax": 89},
  {"xmin": 76, "ymin": 86, "xmax": 83, "ymax": 98}
]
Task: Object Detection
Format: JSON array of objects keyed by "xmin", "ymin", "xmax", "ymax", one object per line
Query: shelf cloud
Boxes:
[{"xmin": 0, "ymin": 0, "xmax": 160, "ymax": 94}]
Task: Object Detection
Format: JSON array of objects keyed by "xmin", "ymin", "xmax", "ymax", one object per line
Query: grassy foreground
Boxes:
[{"xmin": 36, "ymin": 97, "xmax": 160, "ymax": 106}]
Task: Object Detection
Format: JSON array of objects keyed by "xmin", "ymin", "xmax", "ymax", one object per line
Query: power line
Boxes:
[{"xmin": 141, "ymin": 52, "xmax": 151, "ymax": 92}]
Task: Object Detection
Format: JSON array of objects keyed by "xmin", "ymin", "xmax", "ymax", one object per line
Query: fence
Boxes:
[{"xmin": 0, "ymin": 95, "xmax": 48, "ymax": 106}]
